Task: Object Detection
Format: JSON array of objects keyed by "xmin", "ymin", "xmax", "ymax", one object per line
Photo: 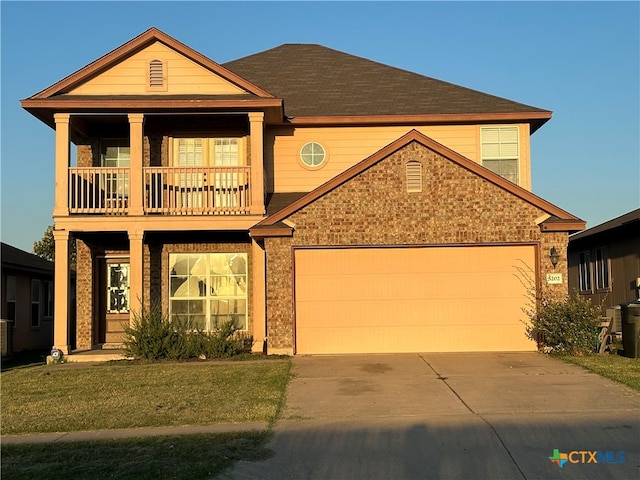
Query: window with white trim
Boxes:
[
  {"xmin": 406, "ymin": 160, "xmax": 422, "ymax": 192},
  {"xmin": 172, "ymin": 138, "xmax": 244, "ymax": 208},
  {"xmin": 169, "ymin": 253, "xmax": 247, "ymax": 331},
  {"xmin": 6, "ymin": 276, "xmax": 16, "ymax": 323},
  {"xmin": 578, "ymin": 251, "xmax": 592, "ymax": 293},
  {"xmin": 300, "ymin": 142, "xmax": 326, "ymax": 168},
  {"xmin": 595, "ymin": 247, "xmax": 610, "ymax": 291},
  {"xmin": 31, "ymin": 279, "xmax": 41, "ymax": 328},
  {"xmin": 481, "ymin": 126, "xmax": 520, "ymax": 184},
  {"xmin": 100, "ymin": 139, "xmax": 130, "ymax": 201}
]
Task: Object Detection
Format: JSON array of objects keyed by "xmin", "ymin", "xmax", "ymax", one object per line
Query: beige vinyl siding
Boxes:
[
  {"xmin": 69, "ymin": 42, "xmax": 246, "ymax": 95},
  {"xmin": 267, "ymin": 124, "xmax": 531, "ymax": 193},
  {"xmin": 295, "ymin": 245, "xmax": 537, "ymax": 354}
]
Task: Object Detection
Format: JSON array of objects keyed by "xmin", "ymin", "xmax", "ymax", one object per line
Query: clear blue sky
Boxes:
[{"xmin": 1, "ymin": 1, "xmax": 638, "ymax": 252}]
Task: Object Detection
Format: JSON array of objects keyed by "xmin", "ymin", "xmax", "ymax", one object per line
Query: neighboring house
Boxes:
[
  {"xmin": 21, "ymin": 27, "xmax": 585, "ymax": 356},
  {"xmin": 1, "ymin": 243, "xmax": 54, "ymax": 353},
  {"xmin": 568, "ymin": 209, "xmax": 640, "ymax": 330}
]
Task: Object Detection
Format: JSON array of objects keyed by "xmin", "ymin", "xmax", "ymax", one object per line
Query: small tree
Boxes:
[{"xmin": 33, "ymin": 225, "xmax": 76, "ymax": 265}]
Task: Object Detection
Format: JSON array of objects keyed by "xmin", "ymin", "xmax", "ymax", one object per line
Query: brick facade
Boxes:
[{"xmin": 264, "ymin": 141, "xmax": 569, "ymax": 351}]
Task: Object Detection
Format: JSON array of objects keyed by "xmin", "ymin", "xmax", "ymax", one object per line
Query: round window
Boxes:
[{"xmin": 300, "ymin": 142, "xmax": 326, "ymax": 168}]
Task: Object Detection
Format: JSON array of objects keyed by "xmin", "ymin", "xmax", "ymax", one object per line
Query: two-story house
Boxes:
[{"xmin": 21, "ymin": 28, "xmax": 585, "ymax": 357}]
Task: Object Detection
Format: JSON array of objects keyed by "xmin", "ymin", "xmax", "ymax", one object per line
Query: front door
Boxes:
[{"xmin": 97, "ymin": 258, "xmax": 130, "ymax": 346}]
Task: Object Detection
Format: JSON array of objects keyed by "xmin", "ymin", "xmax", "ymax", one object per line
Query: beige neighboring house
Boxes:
[
  {"xmin": 21, "ymin": 27, "xmax": 585, "ymax": 357},
  {"xmin": 1, "ymin": 243, "xmax": 55, "ymax": 354}
]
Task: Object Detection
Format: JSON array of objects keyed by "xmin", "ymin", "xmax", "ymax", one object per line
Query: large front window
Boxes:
[
  {"xmin": 481, "ymin": 126, "xmax": 519, "ymax": 184},
  {"xmin": 169, "ymin": 253, "xmax": 247, "ymax": 331}
]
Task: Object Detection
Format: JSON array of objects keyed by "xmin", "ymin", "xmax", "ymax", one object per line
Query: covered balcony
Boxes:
[{"xmin": 53, "ymin": 112, "xmax": 266, "ymax": 218}]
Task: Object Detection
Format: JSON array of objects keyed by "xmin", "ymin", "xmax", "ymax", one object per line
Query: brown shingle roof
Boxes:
[
  {"xmin": 1, "ymin": 243, "xmax": 54, "ymax": 275},
  {"xmin": 223, "ymin": 44, "xmax": 551, "ymax": 127}
]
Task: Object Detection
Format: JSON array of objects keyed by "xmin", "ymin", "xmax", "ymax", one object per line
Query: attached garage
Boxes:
[{"xmin": 294, "ymin": 245, "xmax": 537, "ymax": 354}]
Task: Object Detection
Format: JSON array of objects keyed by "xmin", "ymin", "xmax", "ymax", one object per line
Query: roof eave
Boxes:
[
  {"xmin": 285, "ymin": 111, "xmax": 552, "ymax": 131},
  {"xmin": 20, "ymin": 97, "xmax": 285, "ymax": 129}
]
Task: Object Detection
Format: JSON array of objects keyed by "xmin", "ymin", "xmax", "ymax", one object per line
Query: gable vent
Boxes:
[
  {"xmin": 149, "ymin": 60, "xmax": 164, "ymax": 87},
  {"xmin": 406, "ymin": 160, "xmax": 422, "ymax": 192}
]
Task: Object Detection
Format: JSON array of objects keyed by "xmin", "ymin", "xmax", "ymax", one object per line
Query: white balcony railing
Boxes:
[
  {"xmin": 144, "ymin": 167, "xmax": 250, "ymax": 215},
  {"xmin": 69, "ymin": 167, "xmax": 129, "ymax": 214},
  {"xmin": 68, "ymin": 166, "xmax": 252, "ymax": 215}
]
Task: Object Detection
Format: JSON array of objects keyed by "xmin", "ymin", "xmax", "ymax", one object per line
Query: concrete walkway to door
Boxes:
[{"xmin": 223, "ymin": 352, "xmax": 640, "ymax": 480}]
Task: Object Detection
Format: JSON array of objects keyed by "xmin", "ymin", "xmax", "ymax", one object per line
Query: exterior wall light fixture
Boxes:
[{"xmin": 549, "ymin": 247, "xmax": 560, "ymax": 268}]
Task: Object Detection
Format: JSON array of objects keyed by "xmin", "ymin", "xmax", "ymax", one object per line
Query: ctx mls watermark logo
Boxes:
[{"xmin": 549, "ymin": 449, "xmax": 625, "ymax": 468}]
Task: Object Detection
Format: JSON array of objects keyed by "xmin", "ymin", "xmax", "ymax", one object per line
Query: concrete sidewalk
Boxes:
[
  {"xmin": 224, "ymin": 353, "xmax": 640, "ymax": 480},
  {"xmin": 1, "ymin": 422, "xmax": 269, "ymax": 445}
]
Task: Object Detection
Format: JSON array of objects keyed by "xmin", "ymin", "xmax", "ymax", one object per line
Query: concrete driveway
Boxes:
[{"xmin": 224, "ymin": 353, "xmax": 640, "ymax": 480}]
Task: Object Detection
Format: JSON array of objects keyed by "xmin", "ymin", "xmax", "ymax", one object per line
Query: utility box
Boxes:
[
  {"xmin": 621, "ymin": 302, "xmax": 640, "ymax": 359},
  {"xmin": 0, "ymin": 319, "xmax": 14, "ymax": 357}
]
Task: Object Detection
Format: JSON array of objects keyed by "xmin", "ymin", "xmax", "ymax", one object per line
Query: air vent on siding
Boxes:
[
  {"xmin": 406, "ymin": 160, "xmax": 422, "ymax": 192},
  {"xmin": 149, "ymin": 60, "xmax": 164, "ymax": 87}
]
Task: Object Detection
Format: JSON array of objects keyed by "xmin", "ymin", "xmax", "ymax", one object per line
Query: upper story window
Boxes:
[
  {"xmin": 101, "ymin": 139, "xmax": 130, "ymax": 167},
  {"xmin": 173, "ymin": 138, "xmax": 242, "ymax": 166},
  {"xmin": 406, "ymin": 160, "xmax": 422, "ymax": 193},
  {"xmin": 148, "ymin": 59, "xmax": 166, "ymax": 91},
  {"xmin": 481, "ymin": 126, "xmax": 519, "ymax": 184},
  {"xmin": 300, "ymin": 142, "xmax": 326, "ymax": 168},
  {"xmin": 595, "ymin": 247, "xmax": 610, "ymax": 291},
  {"xmin": 578, "ymin": 251, "xmax": 592, "ymax": 293}
]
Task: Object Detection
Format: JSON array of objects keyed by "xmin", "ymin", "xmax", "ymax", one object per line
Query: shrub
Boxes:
[
  {"xmin": 517, "ymin": 262, "xmax": 603, "ymax": 356},
  {"xmin": 524, "ymin": 293, "xmax": 602, "ymax": 355},
  {"xmin": 122, "ymin": 304, "xmax": 251, "ymax": 361}
]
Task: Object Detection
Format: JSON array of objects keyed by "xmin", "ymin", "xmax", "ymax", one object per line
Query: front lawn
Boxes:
[
  {"xmin": 2, "ymin": 432, "xmax": 272, "ymax": 480},
  {"xmin": 1, "ymin": 358, "xmax": 291, "ymax": 435},
  {"xmin": 559, "ymin": 353, "xmax": 640, "ymax": 391}
]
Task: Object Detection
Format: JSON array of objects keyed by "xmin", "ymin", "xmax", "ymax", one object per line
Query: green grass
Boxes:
[
  {"xmin": 559, "ymin": 353, "xmax": 640, "ymax": 391},
  {"xmin": 1, "ymin": 431, "xmax": 273, "ymax": 480},
  {"xmin": 2, "ymin": 358, "xmax": 291, "ymax": 479},
  {"xmin": 1, "ymin": 358, "xmax": 291, "ymax": 435}
]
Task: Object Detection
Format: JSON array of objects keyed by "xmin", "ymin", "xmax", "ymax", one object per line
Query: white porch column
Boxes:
[
  {"xmin": 251, "ymin": 238, "xmax": 266, "ymax": 353},
  {"xmin": 53, "ymin": 114, "xmax": 70, "ymax": 217},
  {"xmin": 248, "ymin": 112, "xmax": 265, "ymax": 215},
  {"xmin": 52, "ymin": 229, "xmax": 71, "ymax": 353},
  {"xmin": 128, "ymin": 114, "xmax": 144, "ymax": 215},
  {"xmin": 128, "ymin": 230, "xmax": 144, "ymax": 319}
]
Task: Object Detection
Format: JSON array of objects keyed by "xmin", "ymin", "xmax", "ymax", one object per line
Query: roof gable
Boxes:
[
  {"xmin": 29, "ymin": 28, "xmax": 273, "ymax": 99},
  {"xmin": 252, "ymin": 130, "xmax": 584, "ymax": 234},
  {"xmin": 67, "ymin": 41, "xmax": 247, "ymax": 96}
]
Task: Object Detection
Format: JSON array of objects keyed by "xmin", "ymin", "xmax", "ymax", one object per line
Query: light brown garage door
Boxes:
[{"xmin": 294, "ymin": 245, "xmax": 537, "ymax": 354}]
